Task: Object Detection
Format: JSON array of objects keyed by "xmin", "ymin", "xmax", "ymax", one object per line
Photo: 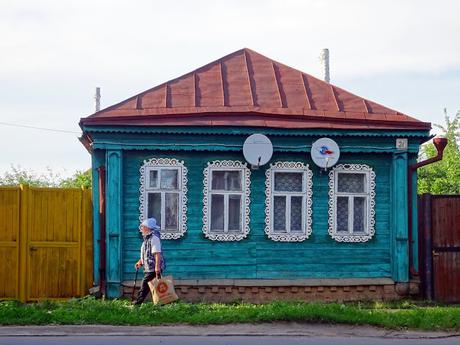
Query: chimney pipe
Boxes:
[
  {"xmin": 95, "ymin": 87, "xmax": 101, "ymax": 112},
  {"xmin": 320, "ymin": 48, "xmax": 330, "ymax": 83}
]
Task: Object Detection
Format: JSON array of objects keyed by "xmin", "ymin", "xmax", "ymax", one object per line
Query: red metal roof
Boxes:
[{"xmin": 80, "ymin": 48, "xmax": 430, "ymax": 130}]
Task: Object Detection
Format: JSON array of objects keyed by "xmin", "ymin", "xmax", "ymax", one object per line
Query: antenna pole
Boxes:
[
  {"xmin": 320, "ymin": 49, "xmax": 330, "ymax": 83},
  {"xmin": 95, "ymin": 87, "xmax": 101, "ymax": 112}
]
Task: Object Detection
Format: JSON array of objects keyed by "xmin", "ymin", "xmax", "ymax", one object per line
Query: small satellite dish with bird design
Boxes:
[{"xmin": 311, "ymin": 138, "xmax": 340, "ymax": 169}]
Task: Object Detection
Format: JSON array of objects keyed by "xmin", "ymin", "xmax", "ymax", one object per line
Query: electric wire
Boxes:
[{"xmin": 0, "ymin": 121, "xmax": 81, "ymax": 134}]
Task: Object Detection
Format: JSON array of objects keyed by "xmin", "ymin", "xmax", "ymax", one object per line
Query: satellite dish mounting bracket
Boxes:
[{"xmin": 251, "ymin": 156, "xmax": 262, "ymax": 170}]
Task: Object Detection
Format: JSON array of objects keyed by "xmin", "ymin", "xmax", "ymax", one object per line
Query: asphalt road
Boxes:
[
  {"xmin": 1, "ymin": 336, "xmax": 459, "ymax": 345},
  {"xmin": 0, "ymin": 323, "xmax": 458, "ymax": 345}
]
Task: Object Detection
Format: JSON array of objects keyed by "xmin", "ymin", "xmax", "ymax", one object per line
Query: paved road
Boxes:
[
  {"xmin": 0, "ymin": 323, "xmax": 458, "ymax": 345},
  {"xmin": 1, "ymin": 336, "xmax": 460, "ymax": 345}
]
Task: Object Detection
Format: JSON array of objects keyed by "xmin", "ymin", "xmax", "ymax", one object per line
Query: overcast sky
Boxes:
[{"xmin": 1, "ymin": 0, "xmax": 459, "ymax": 176}]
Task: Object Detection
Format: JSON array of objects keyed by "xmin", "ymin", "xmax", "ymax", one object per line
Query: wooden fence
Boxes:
[
  {"xmin": 418, "ymin": 194, "xmax": 460, "ymax": 302},
  {"xmin": 0, "ymin": 185, "xmax": 92, "ymax": 302}
]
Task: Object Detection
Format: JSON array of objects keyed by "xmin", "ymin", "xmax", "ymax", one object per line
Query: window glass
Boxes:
[
  {"xmin": 147, "ymin": 193, "xmax": 161, "ymax": 227},
  {"xmin": 228, "ymin": 195, "xmax": 241, "ymax": 231},
  {"xmin": 210, "ymin": 194, "xmax": 224, "ymax": 231},
  {"xmin": 273, "ymin": 195, "xmax": 287, "ymax": 232},
  {"xmin": 149, "ymin": 170, "xmax": 158, "ymax": 189},
  {"xmin": 328, "ymin": 164, "xmax": 375, "ymax": 242},
  {"xmin": 211, "ymin": 171, "xmax": 225, "ymax": 190},
  {"xmin": 274, "ymin": 172, "xmax": 303, "ymax": 192},
  {"xmin": 290, "ymin": 196, "xmax": 303, "ymax": 232},
  {"xmin": 353, "ymin": 197, "xmax": 365, "ymax": 232},
  {"xmin": 165, "ymin": 193, "xmax": 179, "ymax": 230},
  {"xmin": 141, "ymin": 159, "xmax": 187, "ymax": 239},
  {"xmin": 161, "ymin": 169, "xmax": 178, "ymax": 190},
  {"xmin": 336, "ymin": 196, "xmax": 349, "ymax": 232},
  {"xmin": 211, "ymin": 171, "xmax": 241, "ymax": 191},
  {"xmin": 204, "ymin": 162, "xmax": 250, "ymax": 241},
  {"xmin": 226, "ymin": 171, "xmax": 242, "ymax": 191},
  {"xmin": 337, "ymin": 173, "xmax": 365, "ymax": 193},
  {"xmin": 265, "ymin": 163, "xmax": 313, "ymax": 241}
]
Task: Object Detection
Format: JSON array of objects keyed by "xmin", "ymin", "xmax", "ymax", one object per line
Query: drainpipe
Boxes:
[
  {"xmin": 408, "ymin": 137, "xmax": 448, "ymax": 277},
  {"xmin": 421, "ymin": 193, "xmax": 433, "ymax": 300},
  {"xmin": 97, "ymin": 166, "xmax": 107, "ymax": 296}
]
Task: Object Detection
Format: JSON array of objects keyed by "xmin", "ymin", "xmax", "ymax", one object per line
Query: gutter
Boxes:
[{"xmin": 408, "ymin": 137, "xmax": 448, "ymax": 277}]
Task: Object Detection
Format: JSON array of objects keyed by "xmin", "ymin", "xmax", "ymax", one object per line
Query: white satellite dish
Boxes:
[
  {"xmin": 243, "ymin": 134, "xmax": 273, "ymax": 169},
  {"xmin": 311, "ymin": 137, "xmax": 340, "ymax": 169}
]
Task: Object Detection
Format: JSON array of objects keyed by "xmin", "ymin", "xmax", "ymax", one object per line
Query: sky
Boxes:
[{"xmin": 1, "ymin": 0, "xmax": 459, "ymax": 177}]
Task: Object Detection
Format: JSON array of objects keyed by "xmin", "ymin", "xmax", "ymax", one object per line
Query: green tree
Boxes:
[
  {"xmin": 0, "ymin": 166, "xmax": 91, "ymax": 188},
  {"xmin": 59, "ymin": 169, "xmax": 92, "ymax": 188},
  {"xmin": 417, "ymin": 109, "xmax": 460, "ymax": 194},
  {"xmin": 0, "ymin": 165, "xmax": 62, "ymax": 187}
]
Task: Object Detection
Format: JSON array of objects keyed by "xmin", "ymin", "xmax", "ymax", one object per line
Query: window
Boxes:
[
  {"xmin": 265, "ymin": 162, "xmax": 313, "ymax": 242},
  {"xmin": 203, "ymin": 160, "xmax": 251, "ymax": 241},
  {"xmin": 139, "ymin": 158, "xmax": 188, "ymax": 239},
  {"xmin": 328, "ymin": 164, "xmax": 375, "ymax": 242}
]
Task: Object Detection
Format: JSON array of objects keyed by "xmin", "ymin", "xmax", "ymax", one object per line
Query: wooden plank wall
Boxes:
[
  {"xmin": 122, "ymin": 150, "xmax": 392, "ymax": 282},
  {"xmin": 0, "ymin": 186, "xmax": 93, "ymax": 301}
]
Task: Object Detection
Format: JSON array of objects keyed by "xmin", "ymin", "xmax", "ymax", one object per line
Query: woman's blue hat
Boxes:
[{"xmin": 141, "ymin": 217, "xmax": 160, "ymax": 230}]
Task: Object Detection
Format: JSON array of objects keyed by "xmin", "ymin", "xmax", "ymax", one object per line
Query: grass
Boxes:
[{"xmin": 0, "ymin": 297, "xmax": 459, "ymax": 331}]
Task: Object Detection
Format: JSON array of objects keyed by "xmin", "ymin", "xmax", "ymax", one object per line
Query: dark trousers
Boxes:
[{"xmin": 135, "ymin": 272, "xmax": 158, "ymax": 304}]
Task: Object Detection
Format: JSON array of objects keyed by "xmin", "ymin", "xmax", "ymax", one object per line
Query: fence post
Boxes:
[{"xmin": 18, "ymin": 185, "xmax": 28, "ymax": 302}]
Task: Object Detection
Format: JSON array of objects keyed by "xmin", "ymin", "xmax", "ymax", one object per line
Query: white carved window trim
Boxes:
[
  {"xmin": 139, "ymin": 158, "xmax": 188, "ymax": 240},
  {"xmin": 203, "ymin": 160, "xmax": 251, "ymax": 241},
  {"xmin": 265, "ymin": 161, "xmax": 313, "ymax": 242},
  {"xmin": 328, "ymin": 164, "xmax": 376, "ymax": 243}
]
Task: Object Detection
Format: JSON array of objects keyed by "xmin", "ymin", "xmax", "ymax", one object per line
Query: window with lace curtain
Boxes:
[
  {"xmin": 203, "ymin": 161, "xmax": 251, "ymax": 241},
  {"xmin": 265, "ymin": 162, "xmax": 313, "ymax": 242},
  {"xmin": 139, "ymin": 158, "xmax": 188, "ymax": 240},
  {"xmin": 328, "ymin": 164, "xmax": 375, "ymax": 242}
]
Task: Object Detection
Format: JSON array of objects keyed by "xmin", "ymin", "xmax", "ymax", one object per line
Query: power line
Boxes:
[{"xmin": 0, "ymin": 121, "xmax": 81, "ymax": 134}]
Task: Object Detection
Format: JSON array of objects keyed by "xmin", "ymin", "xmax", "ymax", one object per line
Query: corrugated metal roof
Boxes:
[{"xmin": 80, "ymin": 48, "xmax": 430, "ymax": 130}]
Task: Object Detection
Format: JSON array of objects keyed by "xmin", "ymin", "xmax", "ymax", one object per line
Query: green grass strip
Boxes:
[{"xmin": 0, "ymin": 297, "xmax": 459, "ymax": 331}]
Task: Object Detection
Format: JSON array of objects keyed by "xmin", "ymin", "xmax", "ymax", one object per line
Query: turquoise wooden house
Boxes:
[{"xmin": 79, "ymin": 48, "xmax": 431, "ymax": 301}]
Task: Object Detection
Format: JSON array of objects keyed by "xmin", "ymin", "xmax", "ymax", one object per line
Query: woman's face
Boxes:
[{"xmin": 140, "ymin": 225, "xmax": 151, "ymax": 236}]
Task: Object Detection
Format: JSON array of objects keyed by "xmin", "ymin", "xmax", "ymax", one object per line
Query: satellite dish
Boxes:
[
  {"xmin": 243, "ymin": 134, "xmax": 273, "ymax": 168},
  {"xmin": 311, "ymin": 137, "xmax": 340, "ymax": 169}
]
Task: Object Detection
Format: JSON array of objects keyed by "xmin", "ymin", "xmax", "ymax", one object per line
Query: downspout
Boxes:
[
  {"xmin": 97, "ymin": 166, "xmax": 107, "ymax": 296},
  {"xmin": 408, "ymin": 137, "xmax": 448, "ymax": 277}
]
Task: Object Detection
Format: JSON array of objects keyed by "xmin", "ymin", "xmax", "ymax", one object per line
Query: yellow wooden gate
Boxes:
[
  {"xmin": 0, "ymin": 185, "xmax": 93, "ymax": 301},
  {"xmin": 0, "ymin": 187, "xmax": 20, "ymax": 300}
]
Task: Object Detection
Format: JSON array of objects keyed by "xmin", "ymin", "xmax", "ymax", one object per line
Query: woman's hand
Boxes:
[{"xmin": 135, "ymin": 259, "xmax": 142, "ymax": 269}]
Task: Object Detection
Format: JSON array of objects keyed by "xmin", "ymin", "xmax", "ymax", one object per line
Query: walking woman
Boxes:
[{"xmin": 133, "ymin": 217, "xmax": 165, "ymax": 305}]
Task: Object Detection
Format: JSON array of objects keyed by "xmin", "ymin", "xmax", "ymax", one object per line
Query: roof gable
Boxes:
[{"xmin": 80, "ymin": 48, "xmax": 430, "ymax": 131}]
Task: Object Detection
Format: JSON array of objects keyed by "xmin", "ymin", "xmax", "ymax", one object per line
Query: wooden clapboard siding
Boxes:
[
  {"xmin": 91, "ymin": 131, "xmax": 425, "ymax": 153},
  {"xmin": 254, "ymin": 153, "xmax": 391, "ymax": 279},
  {"xmin": 121, "ymin": 148, "xmax": 392, "ymax": 282},
  {"xmin": 0, "ymin": 186, "xmax": 92, "ymax": 301}
]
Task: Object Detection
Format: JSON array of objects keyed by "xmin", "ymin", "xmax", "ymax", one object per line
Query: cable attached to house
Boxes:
[{"xmin": 0, "ymin": 121, "xmax": 81, "ymax": 134}]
